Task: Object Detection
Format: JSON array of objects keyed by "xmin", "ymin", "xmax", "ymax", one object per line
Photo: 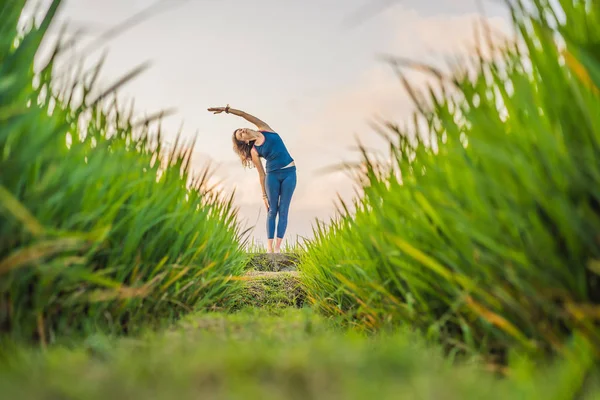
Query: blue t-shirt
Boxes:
[{"xmin": 253, "ymin": 131, "xmax": 294, "ymax": 172}]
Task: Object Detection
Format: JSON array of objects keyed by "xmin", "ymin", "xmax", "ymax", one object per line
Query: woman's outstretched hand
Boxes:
[
  {"xmin": 207, "ymin": 106, "xmax": 227, "ymax": 114},
  {"xmin": 263, "ymin": 197, "xmax": 269, "ymax": 211}
]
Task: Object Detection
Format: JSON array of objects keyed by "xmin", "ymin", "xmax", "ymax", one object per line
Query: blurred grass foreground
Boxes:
[
  {"xmin": 0, "ymin": 0, "xmax": 246, "ymax": 344},
  {"xmin": 2, "ymin": 0, "xmax": 600, "ymax": 398},
  {"xmin": 301, "ymin": 0, "xmax": 600, "ymax": 362}
]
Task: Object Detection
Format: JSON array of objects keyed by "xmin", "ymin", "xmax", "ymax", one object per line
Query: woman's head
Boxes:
[{"xmin": 232, "ymin": 128, "xmax": 260, "ymax": 168}]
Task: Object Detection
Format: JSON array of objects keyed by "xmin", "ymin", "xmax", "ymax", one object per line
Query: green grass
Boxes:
[
  {"xmin": 245, "ymin": 236, "xmax": 306, "ymax": 254},
  {"xmin": 228, "ymin": 271, "xmax": 305, "ymax": 311},
  {"xmin": 1, "ymin": 308, "xmax": 599, "ymax": 400},
  {"xmin": 3, "ymin": 0, "xmax": 600, "ymax": 398},
  {"xmin": 246, "ymin": 253, "xmax": 299, "ymax": 272},
  {"xmin": 300, "ymin": 0, "xmax": 600, "ymax": 362},
  {"xmin": 0, "ymin": 0, "xmax": 246, "ymax": 344}
]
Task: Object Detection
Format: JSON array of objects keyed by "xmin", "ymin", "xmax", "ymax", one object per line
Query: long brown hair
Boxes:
[{"xmin": 232, "ymin": 129, "xmax": 256, "ymax": 168}]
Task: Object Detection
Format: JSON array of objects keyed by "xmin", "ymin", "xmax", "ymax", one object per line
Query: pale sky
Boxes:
[{"xmin": 26, "ymin": 0, "xmax": 512, "ymax": 246}]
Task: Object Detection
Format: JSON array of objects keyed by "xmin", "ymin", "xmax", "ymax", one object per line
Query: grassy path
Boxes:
[
  {"xmin": 0, "ymin": 309, "xmax": 538, "ymax": 400},
  {"xmin": 1, "ymin": 254, "xmax": 599, "ymax": 399},
  {"xmin": 229, "ymin": 253, "xmax": 305, "ymax": 310}
]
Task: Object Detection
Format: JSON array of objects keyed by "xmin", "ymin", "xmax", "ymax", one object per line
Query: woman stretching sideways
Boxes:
[{"xmin": 208, "ymin": 105, "xmax": 297, "ymax": 254}]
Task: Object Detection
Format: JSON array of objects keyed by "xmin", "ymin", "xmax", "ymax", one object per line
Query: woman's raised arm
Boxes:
[{"xmin": 208, "ymin": 105, "xmax": 273, "ymax": 131}]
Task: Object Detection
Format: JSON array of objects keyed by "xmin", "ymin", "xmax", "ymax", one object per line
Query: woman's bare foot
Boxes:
[
  {"xmin": 274, "ymin": 238, "xmax": 283, "ymax": 254},
  {"xmin": 267, "ymin": 239, "xmax": 274, "ymax": 253}
]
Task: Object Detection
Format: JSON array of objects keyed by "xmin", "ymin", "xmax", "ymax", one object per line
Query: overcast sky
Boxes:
[{"xmin": 25, "ymin": 0, "xmax": 512, "ymax": 246}]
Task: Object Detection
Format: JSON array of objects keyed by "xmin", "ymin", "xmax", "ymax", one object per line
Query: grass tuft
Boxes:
[{"xmin": 229, "ymin": 271, "xmax": 305, "ymax": 311}]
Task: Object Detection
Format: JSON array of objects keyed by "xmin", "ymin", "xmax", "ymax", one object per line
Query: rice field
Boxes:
[
  {"xmin": 0, "ymin": 0, "xmax": 246, "ymax": 345},
  {"xmin": 300, "ymin": 0, "xmax": 600, "ymax": 362},
  {"xmin": 1, "ymin": 0, "xmax": 600, "ymax": 398}
]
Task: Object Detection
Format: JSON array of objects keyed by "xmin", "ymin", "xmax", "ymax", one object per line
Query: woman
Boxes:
[{"xmin": 208, "ymin": 105, "xmax": 297, "ymax": 254}]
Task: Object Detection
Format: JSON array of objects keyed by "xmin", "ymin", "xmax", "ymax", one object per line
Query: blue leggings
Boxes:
[{"xmin": 265, "ymin": 166, "xmax": 297, "ymax": 239}]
